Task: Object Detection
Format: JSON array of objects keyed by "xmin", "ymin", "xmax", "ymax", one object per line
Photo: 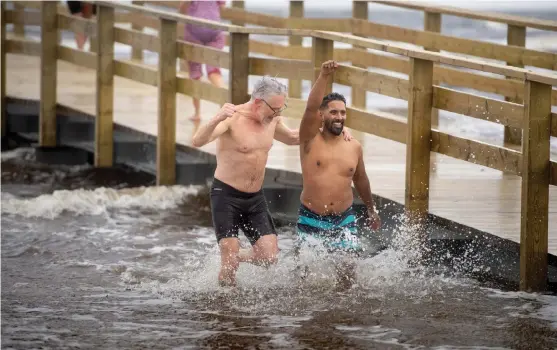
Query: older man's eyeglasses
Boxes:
[{"xmin": 262, "ymin": 99, "xmax": 287, "ymax": 116}]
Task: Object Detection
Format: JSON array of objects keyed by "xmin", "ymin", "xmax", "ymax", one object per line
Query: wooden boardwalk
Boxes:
[{"xmin": 6, "ymin": 52, "xmax": 557, "ymax": 254}]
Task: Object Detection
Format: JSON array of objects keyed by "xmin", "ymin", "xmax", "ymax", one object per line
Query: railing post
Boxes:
[
  {"xmin": 504, "ymin": 24, "xmax": 526, "ymax": 146},
  {"xmin": 288, "ymin": 1, "xmax": 303, "ymax": 99},
  {"xmin": 231, "ymin": 1, "xmax": 245, "ymax": 26},
  {"xmin": 405, "ymin": 57, "xmax": 433, "ymax": 237},
  {"xmin": 351, "ymin": 0, "xmax": 367, "ymax": 109},
  {"xmin": 312, "ymin": 37, "xmax": 334, "ymax": 93},
  {"xmin": 1, "ymin": 2, "xmax": 6, "ymax": 138},
  {"xmin": 131, "ymin": 0, "xmax": 144, "ymax": 62},
  {"xmin": 229, "ymin": 32, "xmax": 250, "ymax": 105},
  {"xmin": 520, "ymin": 80, "xmax": 551, "ymax": 292},
  {"xmin": 157, "ymin": 18, "xmax": 177, "ymax": 186},
  {"xmin": 40, "ymin": 1, "xmax": 58, "ymax": 147},
  {"xmin": 424, "ymin": 11, "xmax": 441, "ymax": 129},
  {"xmin": 95, "ymin": 5, "xmax": 114, "ymax": 167},
  {"xmin": 14, "ymin": 2, "xmax": 25, "ymax": 37}
]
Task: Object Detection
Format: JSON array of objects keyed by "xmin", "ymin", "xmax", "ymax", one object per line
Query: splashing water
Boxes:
[{"xmin": 2, "ymin": 149, "xmax": 557, "ymax": 349}]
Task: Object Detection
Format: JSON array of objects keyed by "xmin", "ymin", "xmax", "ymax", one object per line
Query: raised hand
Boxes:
[
  {"xmin": 342, "ymin": 128, "xmax": 353, "ymax": 142},
  {"xmin": 321, "ymin": 60, "xmax": 338, "ymax": 76},
  {"xmin": 215, "ymin": 103, "xmax": 236, "ymax": 122}
]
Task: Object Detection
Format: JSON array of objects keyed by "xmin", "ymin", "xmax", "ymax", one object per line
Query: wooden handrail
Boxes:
[
  {"xmin": 94, "ymin": 1, "xmax": 557, "ymax": 87},
  {"xmin": 372, "ymin": 0, "xmax": 557, "ymax": 32},
  {"xmin": 312, "ymin": 31, "xmax": 557, "ymax": 86}
]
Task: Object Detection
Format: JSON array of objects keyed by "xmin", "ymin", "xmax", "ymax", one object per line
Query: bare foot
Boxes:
[{"xmin": 189, "ymin": 114, "xmax": 201, "ymax": 121}]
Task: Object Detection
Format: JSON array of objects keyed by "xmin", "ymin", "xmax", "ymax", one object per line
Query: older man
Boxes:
[{"xmin": 192, "ymin": 76, "xmax": 352, "ymax": 286}]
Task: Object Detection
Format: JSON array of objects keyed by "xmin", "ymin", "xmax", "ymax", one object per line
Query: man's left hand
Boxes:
[{"xmin": 342, "ymin": 128, "xmax": 353, "ymax": 142}]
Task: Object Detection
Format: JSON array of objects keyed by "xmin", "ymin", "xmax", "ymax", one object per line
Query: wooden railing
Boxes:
[
  {"xmin": 139, "ymin": 0, "xmax": 557, "ymax": 148},
  {"xmin": 2, "ymin": 1, "xmax": 557, "ymax": 292},
  {"xmin": 371, "ymin": 0, "xmax": 557, "ymax": 144}
]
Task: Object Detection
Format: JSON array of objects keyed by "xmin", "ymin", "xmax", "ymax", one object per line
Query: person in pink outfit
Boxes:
[{"xmin": 179, "ymin": 1, "xmax": 226, "ymax": 121}]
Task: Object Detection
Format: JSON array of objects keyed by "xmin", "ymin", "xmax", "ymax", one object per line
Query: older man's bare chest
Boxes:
[{"xmin": 224, "ymin": 117, "xmax": 277, "ymax": 154}]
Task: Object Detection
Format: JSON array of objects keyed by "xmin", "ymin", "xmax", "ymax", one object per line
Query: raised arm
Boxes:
[
  {"xmin": 191, "ymin": 103, "xmax": 235, "ymax": 147},
  {"xmin": 352, "ymin": 144, "xmax": 381, "ymax": 230},
  {"xmin": 274, "ymin": 116, "xmax": 300, "ymax": 146},
  {"xmin": 299, "ymin": 60, "xmax": 338, "ymax": 143}
]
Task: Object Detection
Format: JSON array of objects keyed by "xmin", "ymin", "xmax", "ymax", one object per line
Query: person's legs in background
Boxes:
[
  {"xmin": 183, "ymin": 30, "xmax": 204, "ymax": 121},
  {"xmin": 67, "ymin": 1, "xmax": 95, "ymax": 50},
  {"xmin": 204, "ymin": 31, "xmax": 226, "ymax": 109}
]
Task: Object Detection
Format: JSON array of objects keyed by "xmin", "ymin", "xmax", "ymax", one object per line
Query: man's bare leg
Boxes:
[
  {"xmin": 237, "ymin": 234, "xmax": 278, "ymax": 267},
  {"xmin": 218, "ymin": 237, "xmax": 240, "ymax": 287}
]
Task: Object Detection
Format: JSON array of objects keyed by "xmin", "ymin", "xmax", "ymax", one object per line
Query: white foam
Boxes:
[
  {"xmin": 1, "ymin": 185, "xmax": 201, "ymax": 219},
  {"xmin": 485, "ymin": 289, "xmax": 557, "ymax": 329},
  {"xmin": 1, "ymin": 147, "xmax": 36, "ymax": 161}
]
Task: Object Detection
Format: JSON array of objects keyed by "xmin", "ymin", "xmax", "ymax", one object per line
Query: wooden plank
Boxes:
[
  {"xmin": 5, "ymin": 9, "xmax": 41, "ymax": 26},
  {"xmin": 157, "ymin": 18, "xmax": 177, "ymax": 186},
  {"xmin": 5, "ymin": 38, "xmax": 41, "ymax": 56},
  {"xmin": 176, "ymin": 77, "xmax": 228, "ymax": 106},
  {"xmin": 520, "ymin": 80, "xmax": 552, "ymax": 292},
  {"xmin": 177, "ymin": 40, "xmax": 230, "ymax": 70},
  {"xmin": 249, "ymin": 57, "xmax": 313, "ymax": 81},
  {"xmin": 114, "ymin": 59, "xmax": 158, "ymax": 86},
  {"xmin": 351, "ymin": 48, "xmax": 408, "ymax": 74},
  {"xmin": 431, "ymin": 131, "xmax": 522, "ymax": 175},
  {"xmin": 40, "ymin": 2, "xmax": 57, "ymax": 147},
  {"xmin": 288, "ymin": 1, "xmax": 304, "ymax": 99},
  {"xmin": 222, "ymin": 6, "xmax": 285, "ymax": 28},
  {"xmin": 229, "ymin": 33, "xmax": 250, "ymax": 105},
  {"xmin": 113, "ymin": 27, "xmax": 158, "ymax": 53},
  {"xmin": 433, "ymin": 87, "xmax": 523, "ymax": 128},
  {"xmin": 351, "ymin": 19, "xmax": 557, "ymax": 70},
  {"xmin": 350, "ymin": 48, "xmax": 557, "ymax": 106},
  {"xmin": 551, "ymin": 113, "xmax": 557, "ymax": 137},
  {"xmin": 311, "ymin": 31, "xmax": 557, "ymax": 86},
  {"xmin": 405, "ymin": 57, "xmax": 433, "ymax": 225},
  {"xmin": 371, "ymin": 0, "xmax": 557, "ymax": 32},
  {"xmin": 1, "ymin": 2, "xmax": 6, "ymax": 137},
  {"xmin": 58, "ymin": 46, "xmax": 96, "ymax": 69},
  {"xmin": 435, "ymin": 65, "xmax": 519, "ymax": 100},
  {"xmin": 95, "ymin": 5, "xmax": 115, "ymax": 167},
  {"xmin": 424, "ymin": 11, "xmax": 441, "ymax": 127},
  {"xmin": 424, "ymin": 11, "xmax": 441, "ymax": 51},
  {"xmin": 346, "ymin": 107, "xmax": 407, "ymax": 144},
  {"xmin": 289, "ymin": 18, "xmax": 353, "ymax": 32},
  {"xmin": 229, "ymin": 1, "xmax": 246, "ymax": 26},
  {"xmin": 549, "ymin": 162, "xmax": 557, "ymax": 186},
  {"xmin": 335, "ymin": 64, "xmax": 409, "ymax": 101},
  {"xmin": 131, "ymin": 0, "xmax": 145, "ymax": 61},
  {"xmin": 245, "ymin": 39, "xmax": 311, "ymax": 60},
  {"xmin": 311, "ymin": 37, "xmax": 334, "ymax": 92},
  {"xmin": 351, "ymin": 0, "xmax": 368, "ymax": 109},
  {"xmin": 14, "ymin": 2, "xmax": 25, "ymax": 36},
  {"xmin": 504, "ymin": 24, "xmax": 527, "ymax": 145}
]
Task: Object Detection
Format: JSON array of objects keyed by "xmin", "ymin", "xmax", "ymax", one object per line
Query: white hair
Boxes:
[{"xmin": 250, "ymin": 76, "xmax": 288, "ymax": 101}]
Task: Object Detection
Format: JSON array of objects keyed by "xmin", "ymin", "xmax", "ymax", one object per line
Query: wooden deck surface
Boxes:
[{"xmin": 5, "ymin": 53, "xmax": 557, "ymax": 254}]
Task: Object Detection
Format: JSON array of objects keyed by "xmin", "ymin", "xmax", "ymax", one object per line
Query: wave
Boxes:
[{"xmin": 1, "ymin": 185, "xmax": 201, "ymax": 219}]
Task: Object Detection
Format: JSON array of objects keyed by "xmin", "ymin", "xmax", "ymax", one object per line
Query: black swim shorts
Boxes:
[{"xmin": 209, "ymin": 178, "xmax": 276, "ymax": 245}]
